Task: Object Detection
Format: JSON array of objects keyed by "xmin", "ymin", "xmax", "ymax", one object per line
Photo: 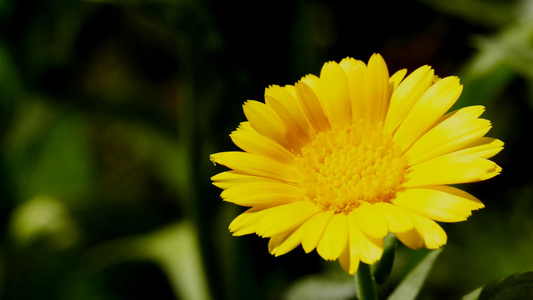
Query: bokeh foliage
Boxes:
[{"xmin": 0, "ymin": 0, "xmax": 532, "ymax": 299}]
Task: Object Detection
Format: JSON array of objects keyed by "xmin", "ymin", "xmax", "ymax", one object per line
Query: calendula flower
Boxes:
[{"xmin": 210, "ymin": 54, "xmax": 503, "ymax": 274}]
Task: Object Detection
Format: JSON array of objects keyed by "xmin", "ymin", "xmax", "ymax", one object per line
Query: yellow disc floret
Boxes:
[{"xmin": 295, "ymin": 120, "xmax": 408, "ymax": 213}]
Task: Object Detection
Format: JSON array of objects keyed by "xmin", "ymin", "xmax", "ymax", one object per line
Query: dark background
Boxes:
[{"xmin": 0, "ymin": 0, "xmax": 531, "ymax": 299}]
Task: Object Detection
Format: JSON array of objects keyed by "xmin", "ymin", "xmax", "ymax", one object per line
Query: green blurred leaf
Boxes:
[
  {"xmin": 463, "ymin": 287, "xmax": 482, "ymax": 300},
  {"xmin": 87, "ymin": 222, "xmax": 211, "ymax": 300},
  {"xmin": 0, "ymin": 0, "xmax": 13, "ymax": 21},
  {"xmin": 94, "ymin": 119, "xmax": 194, "ymax": 211},
  {"xmin": 454, "ymin": 64, "xmax": 515, "ymax": 110},
  {"xmin": 463, "ymin": 272, "xmax": 533, "ymax": 300},
  {"xmin": 456, "ymin": 21, "xmax": 533, "ymax": 109},
  {"xmin": 387, "ymin": 248, "xmax": 443, "ymax": 300},
  {"xmin": 140, "ymin": 222, "xmax": 211, "ymax": 300},
  {"xmin": 9, "ymin": 195, "xmax": 80, "ymax": 249},
  {"xmin": 417, "ymin": 0, "xmax": 517, "ymax": 28},
  {"xmin": 0, "ymin": 42, "xmax": 22, "ymax": 103},
  {"xmin": 473, "ymin": 23, "xmax": 533, "ymax": 80},
  {"xmin": 3, "ymin": 103, "xmax": 94, "ymax": 204},
  {"xmin": 150, "ymin": 130, "xmax": 193, "ymax": 202},
  {"xmin": 283, "ymin": 272, "xmax": 356, "ymax": 300}
]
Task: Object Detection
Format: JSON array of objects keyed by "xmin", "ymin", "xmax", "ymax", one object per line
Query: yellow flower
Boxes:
[{"xmin": 210, "ymin": 54, "xmax": 503, "ymax": 274}]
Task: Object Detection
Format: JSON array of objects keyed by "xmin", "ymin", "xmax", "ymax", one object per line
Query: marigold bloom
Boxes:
[{"xmin": 210, "ymin": 54, "xmax": 503, "ymax": 274}]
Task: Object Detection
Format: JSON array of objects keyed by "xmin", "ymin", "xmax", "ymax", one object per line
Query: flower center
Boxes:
[{"xmin": 295, "ymin": 120, "xmax": 408, "ymax": 213}]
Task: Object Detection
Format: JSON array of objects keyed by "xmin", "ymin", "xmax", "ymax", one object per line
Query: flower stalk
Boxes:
[{"xmin": 356, "ymin": 263, "xmax": 378, "ymax": 300}]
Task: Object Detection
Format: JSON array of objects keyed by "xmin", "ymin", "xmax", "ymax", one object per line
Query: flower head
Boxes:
[{"xmin": 211, "ymin": 54, "xmax": 503, "ymax": 274}]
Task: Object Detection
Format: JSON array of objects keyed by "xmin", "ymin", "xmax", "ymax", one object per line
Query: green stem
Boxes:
[{"xmin": 356, "ymin": 262, "xmax": 378, "ymax": 300}]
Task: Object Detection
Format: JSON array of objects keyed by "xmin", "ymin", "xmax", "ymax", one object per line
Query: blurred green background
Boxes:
[{"xmin": 0, "ymin": 0, "xmax": 532, "ymax": 299}]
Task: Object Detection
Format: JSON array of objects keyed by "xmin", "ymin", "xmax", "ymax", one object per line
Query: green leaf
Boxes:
[
  {"xmin": 9, "ymin": 195, "xmax": 80, "ymax": 249},
  {"xmin": 455, "ymin": 64, "xmax": 515, "ymax": 110},
  {"xmin": 417, "ymin": 0, "xmax": 516, "ymax": 28},
  {"xmin": 462, "ymin": 287, "xmax": 482, "ymax": 300},
  {"xmin": 463, "ymin": 272, "xmax": 533, "ymax": 300},
  {"xmin": 86, "ymin": 222, "xmax": 211, "ymax": 300},
  {"xmin": 140, "ymin": 222, "xmax": 211, "ymax": 300},
  {"xmin": 455, "ymin": 22, "xmax": 533, "ymax": 109},
  {"xmin": 283, "ymin": 272, "xmax": 356, "ymax": 300},
  {"xmin": 4, "ymin": 108, "xmax": 95, "ymax": 204},
  {"xmin": 387, "ymin": 248, "xmax": 443, "ymax": 300}
]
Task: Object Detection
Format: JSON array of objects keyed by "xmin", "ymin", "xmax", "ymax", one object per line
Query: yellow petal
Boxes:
[
  {"xmin": 405, "ymin": 106, "xmax": 490, "ymax": 165},
  {"xmin": 268, "ymin": 231, "xmax": 290, "ymax": 254},
  {"xmin": 343, "ymin": 211, "xmax": 362, "ymax": 274},
  {"xmin": 256, "ymin": 201, "xmax": 320, "ymax": 237},
  {"xmin": 229, "ymin": 202, "xmax": 317, "ymax": 238},
  {"xmin": 318, "ymin": 61, "xmax": 352, "ymax": 127},
  {"xmin": 384, "ymin": 65, "xmax": 434, "ymax": 134},
  {"xmin": 410, "ymin": 214, "xmax": 447, "ymax": 249},
  {"xmin": 338, "ymin": 244, "xmax": 354, "ymax": 274},
  {"xmin": 352, "ymin": 202, "xmax": 388, "ymax": 238},
  {"xmin": 393, "ymin": 186, "xmax": 484, "ymax": 223},
  {"xmin": 301, "ymin": 73, "xmax": 320, "ymax": 89},
  {"xmin": 339, "ymin": 57, "xmax": 367, "ymax": 122},
  {"xmin": 364, "ymin": 53, "xmax": 391, "ymax": 125},
  {"xmin": 301, "ymin": 210, "xmax": 335, "ymax": 253},
  {"xmin": 268, "ymin": 225, "xmax": 305, "ymax": 257},
  {"xmin": 220, "ymin": 182, "xmax": 302, "ymax": 207},
  {"xmin": 230, "ymin": 122, "xmax": 295, "ymax": 164},
  {"xmin": 393, "ymin": 76, "xmax": 463, "ymax": 151},
  {"xmin": 211, "ymin": 171, "xmax": 280, "ymax": 190},
  {"xmin": 405, "ymin": 154, "xmax": 502, "ymax": 187},
  {"xmin": 389, "ymin": 68, "xmax": 408, "ymax": 90},
  {"xmin": 373, "ymin": 203, "xmax": 414, "ymax": 232},
  {"xmin": 210, "ymin": 151, "xmax": 296, "ymax": 182},
  {"xmin": 317, "ymin": 213, "xmax": 348, "ymax": 261},
  {"xmin": 265, "ymin": 85, "xmax": 314, "ymax": 144},
  {"xmin": 242, "ymin": 100, "xmax": 291, "ymax": 149},
  {"xmin": 295, "ymin": 78, "xmax": 330, "ymax": 133},
  {"xmin": 229, "ymin": 207, "xmax": 268, "ymax": 236},
  {"xmin": 449, "ymin": 137, "xmax": 504, "ymax": 159},
  {"xmin": 395, "ymin": 229, "xmax": 424, "ymax": 249},
  {"xmin": 358, "ymin": 230, "xmax": 384, "ymax": 264},
  {"xmin": 347, "ymin": 209, "xmax": 383, "ymax": 264}
]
